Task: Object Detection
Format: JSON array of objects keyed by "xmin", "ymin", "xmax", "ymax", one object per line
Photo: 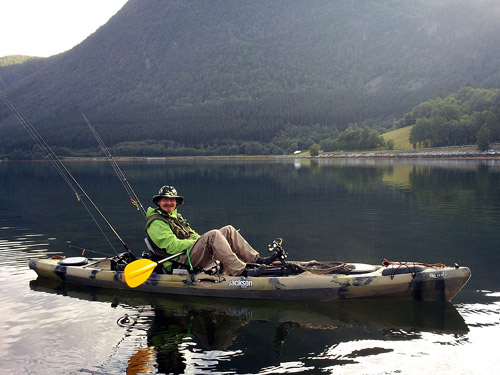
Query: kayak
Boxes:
[{"xmin": 29, "ymin": 256, "xmax": 471, "ymax": 302}]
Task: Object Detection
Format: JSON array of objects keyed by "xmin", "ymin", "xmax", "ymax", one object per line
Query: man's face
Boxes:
[{"xmin": 158, "ymin": 197, "xmax": 177, "ymax": 213}]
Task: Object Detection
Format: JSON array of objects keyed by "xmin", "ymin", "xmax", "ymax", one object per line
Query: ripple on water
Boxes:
[
  {"xmin": 0, "ymin": 227, "xmax": 60, "ymax": 272},
  {"xmin": 0, "ymin": 272, "xmax": 153, "ymax": 375},
  {"xmin": 0, "ymin": 232, "xmax": 149, "ymax": 374}
]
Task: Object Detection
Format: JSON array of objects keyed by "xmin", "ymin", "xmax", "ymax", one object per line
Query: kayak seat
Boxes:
[
  {"xmin": 143, "ymin": 237, "xmax": 190, "ymax": 274},
  {"xmin": 144, "ymin": 236, "xmax": 157, "ymax": 256},
  {"xmin": 143, "ymin": 237, "xmax": 170, "ymax": 274}
]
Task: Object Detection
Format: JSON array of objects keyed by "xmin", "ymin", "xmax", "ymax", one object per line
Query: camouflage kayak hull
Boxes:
[{"xmin": 29, "ymin": 258, "xmax": 471, "ymax": 301}]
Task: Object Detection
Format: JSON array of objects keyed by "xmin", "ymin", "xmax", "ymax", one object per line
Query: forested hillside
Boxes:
[
  {"xmin": 398, "ymin": 87, "xmax": 500, "ymax": 150},
  {"xmin": 0, "ymin": 56, "xmax": 39, "ymax": 67},
  {"xmin": 1, "ymin": 0, "xmax": 500, "ymax": 158}
]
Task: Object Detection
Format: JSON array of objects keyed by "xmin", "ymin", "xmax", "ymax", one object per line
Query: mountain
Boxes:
[{"xmin": 1, "ymin": 0, "xmax": 500, "ymax": 156}]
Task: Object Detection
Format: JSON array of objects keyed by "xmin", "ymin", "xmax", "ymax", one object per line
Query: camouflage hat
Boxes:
[{"xmin": 152, "ymin": 185, "xmax": 184, "ymax": 206}]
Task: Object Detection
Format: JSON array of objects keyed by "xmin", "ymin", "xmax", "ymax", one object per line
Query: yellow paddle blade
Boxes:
[{"xmin": 124, "ymin": 258, "xmax": 158, "ymax": 288}]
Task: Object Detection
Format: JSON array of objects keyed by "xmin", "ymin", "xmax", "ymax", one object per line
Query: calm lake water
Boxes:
[{"xmin": 1, "ymin": 158, "xmax": 499, "ymax": 374}]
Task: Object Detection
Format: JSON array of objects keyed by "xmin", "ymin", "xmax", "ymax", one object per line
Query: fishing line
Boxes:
[
  {"xmin": 1, "ymin": 89, "xmax": 79, "ymax": 197},
  {"xmin": 82, "ymin": 113, "xmax": 147, "ymax": 217},
  {"xmin": 74, "ymin": 195, "xmax": 119, "ymax": 254},
  {"xmin": 0, "ymin": 88, "xmax": 130, "ymax": 254}
]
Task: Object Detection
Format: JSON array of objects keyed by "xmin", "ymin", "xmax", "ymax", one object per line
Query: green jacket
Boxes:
[{"xmin": 145, "ymin": 207, "xmax": 200, "ymax": 270}]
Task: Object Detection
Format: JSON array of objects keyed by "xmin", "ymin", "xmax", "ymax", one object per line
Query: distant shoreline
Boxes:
[
  {"xmin": 3, "ymin": 146, "xmax": 500, "ymax": 162},
  {"xmin": 4, "ymin": 154, "xmax": 500, "ymax": 162}
]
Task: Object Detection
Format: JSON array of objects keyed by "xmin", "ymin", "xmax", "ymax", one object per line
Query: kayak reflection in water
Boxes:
[
  {"xmin": 126, "ymin": 306, "xmax": 247, "ymax": 375},
  {"xmin": 144, "ymin": 185, "xmax": 279, "ymax": 277}
]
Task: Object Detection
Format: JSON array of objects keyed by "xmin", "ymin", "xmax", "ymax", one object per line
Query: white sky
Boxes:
[{"xmin": 0, "ymin": 0, "xmax": 128, "ymax": 58}]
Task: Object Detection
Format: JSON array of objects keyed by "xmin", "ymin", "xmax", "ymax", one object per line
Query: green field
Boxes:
[{"xmin": 381, "ymin": 126, "xmax": 413, "ymax": 150}]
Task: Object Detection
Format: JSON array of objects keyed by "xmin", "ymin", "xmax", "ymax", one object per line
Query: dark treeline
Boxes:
[{"xmin": 0, "ymin": 121, "xmax": 382, "ymax": 159}]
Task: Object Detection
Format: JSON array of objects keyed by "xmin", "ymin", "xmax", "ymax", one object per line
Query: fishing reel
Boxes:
[
  {"xmin": 262, "ymin": 238, "xmax": 304, "ymax": 276},
  {"xmin": 268, "ymin": 237, "xmax": 288, "ymax": 265},
  {"xmin": 110, "ymin": 251, "xmax": 137, "ymax": 271}
]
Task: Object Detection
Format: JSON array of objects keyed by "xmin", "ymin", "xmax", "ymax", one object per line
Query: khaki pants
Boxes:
[{"xmin": 180, "ymin": 225, "xmax": 260, "ymax": 276}]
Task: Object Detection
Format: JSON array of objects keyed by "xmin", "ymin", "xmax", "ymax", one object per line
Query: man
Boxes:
[{"xmin": 145, "ymin": 185, "xmax": 278, "ymax": 277}]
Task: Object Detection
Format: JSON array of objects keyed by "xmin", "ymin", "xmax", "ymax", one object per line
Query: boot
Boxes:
[
  {"xmin": 256, "ymin": 251, "xmax": 280, "ymax": 265},
  {"xmin": 241, "ymin": 265, "xmax": 266, "ymax": 277}
]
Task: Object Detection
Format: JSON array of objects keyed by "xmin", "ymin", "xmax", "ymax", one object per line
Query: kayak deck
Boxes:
[{"xmin": 28, "ymin": 257, "xmax": 471, "ymax": 302}]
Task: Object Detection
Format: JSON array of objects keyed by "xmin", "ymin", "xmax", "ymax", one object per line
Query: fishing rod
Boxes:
[
  {"xmin": 0, "ymin": 88, "xmax": 132, "ymax": 254},
  {"xmin": 68, "ymin": 244, "xmax": 115, "ymax": 257},
  {"xmin": 81, "ymin": 113, "xmax": 147, "ymax": 217}
]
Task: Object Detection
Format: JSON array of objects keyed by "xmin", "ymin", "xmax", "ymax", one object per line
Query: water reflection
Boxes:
[
  {"xmin": 4, "ymin": 159, "xmax": 500, "ymax": 373},
  {"xmin": 30, "ymin": 278, "xmax": 468, "ymax": 374},
  {"xmin": 3, "ymin": 159, "xmax": 500, "ymax": 264}
]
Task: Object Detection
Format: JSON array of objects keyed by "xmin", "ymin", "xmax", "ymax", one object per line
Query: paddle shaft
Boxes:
[
  {"xmin": 131, "ymin": 251, "xmax": 187, "ymax": 277},
  {"xmin": 156, "ymin": 250, "xmax": 186, "ymax": 266}
]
